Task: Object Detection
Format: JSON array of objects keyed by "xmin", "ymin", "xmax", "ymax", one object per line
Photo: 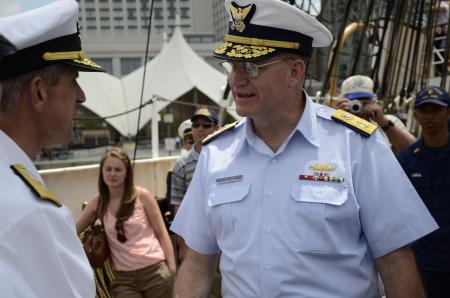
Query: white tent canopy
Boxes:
[{"xmin": 78, "ymin": 26, "xmax": 239, "ymax": 137}]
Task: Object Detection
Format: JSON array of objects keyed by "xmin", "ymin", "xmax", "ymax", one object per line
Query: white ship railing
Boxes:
[{"xmin": 39, "ymin": 156, "xmax": 177, "ymax": 218}]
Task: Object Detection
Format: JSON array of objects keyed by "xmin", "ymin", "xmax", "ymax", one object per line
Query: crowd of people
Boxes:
[{"xmin": 1, "ymin": 0, "xmax": 449, "ymax": 297}]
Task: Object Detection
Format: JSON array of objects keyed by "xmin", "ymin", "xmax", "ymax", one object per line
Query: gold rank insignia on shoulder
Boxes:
[
  {"xmin": 331, "ymin": 109, "xmax": 378, "ymax": 137},
  {"xmin": 202, "ymin": 121, "xmax": 239, "ymax": 145},
  {"xmin": 229, "ymin": 2, "xmax": 256, "ymax": 33},
  {"xmin": 10, "ymin": 164, "xmax": 62, "ymax": 207}
]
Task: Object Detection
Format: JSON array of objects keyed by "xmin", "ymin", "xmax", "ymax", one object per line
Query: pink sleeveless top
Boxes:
[{"xmin": 104, "ymin": 198, "xmax": 165, "ymax": 271}]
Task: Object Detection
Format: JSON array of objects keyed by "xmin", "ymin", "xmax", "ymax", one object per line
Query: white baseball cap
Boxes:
[
  {"xmin": 178, "ymin": 119, "xmax": 192, "ymax": 139},
  {"xmin": 341, "ymin": 75, "xmax": 375, "ymax": 100}
]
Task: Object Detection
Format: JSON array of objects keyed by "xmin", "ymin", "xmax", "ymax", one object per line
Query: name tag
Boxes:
[
  {"xmin": 411, "ymin": 173, "xmax": 422, "ymax": 178},
  {"xmin": 215, "ymin": 175, "xmax": 244, "ymax": 184}
]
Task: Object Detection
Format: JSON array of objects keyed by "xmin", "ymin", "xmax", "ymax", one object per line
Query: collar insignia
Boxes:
[
  {"xmin": 229, "ymin": 2, "xmax": 256, "ymax": 33},
  {"xmin": 10, "ymin": 164, "xmax": 62, "ymax": 207}
]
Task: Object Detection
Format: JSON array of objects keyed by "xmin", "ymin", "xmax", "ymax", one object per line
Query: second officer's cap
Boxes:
[{"xmin": 0, "ymin": 0, "xmax": 103, "ymax": 79}]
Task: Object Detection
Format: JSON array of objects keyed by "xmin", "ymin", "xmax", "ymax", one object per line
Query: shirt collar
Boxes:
[
  {"xmin": 234, "ymin": 91, "xmax": 320, "ymax": 156},
  {"xmin": 189, "ymin": 146, "xmax": 200, "ymax": 161},
  {"xmin": 297, "ymin": 93, "xmax": 320, "ymax": 148},
  {"xmin": 0, "ymin": 129, "xmax": 42, "ymax": 182}
]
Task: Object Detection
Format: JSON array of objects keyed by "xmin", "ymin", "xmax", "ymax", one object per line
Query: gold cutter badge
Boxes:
[{"xmin": 299, "ymin": 162, "xmax": 344, "ymax": 183}]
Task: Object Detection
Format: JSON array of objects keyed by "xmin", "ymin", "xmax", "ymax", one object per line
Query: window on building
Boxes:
[
  {"xmin": 154, "ymin": 7, "xmax": 163, "ymax": 20},
  {"xmin": 181, "ymin": 7, "xmax": 189, "ymax": 19},
  {"xmin": 92, "ymin": 58, "xmax": 113, "ymax": 74},
  {"xmin": 121, "ymin": 57, "xmax": 142, "ymax": 75},
  {"xmin": 168, "ymin": 7, "xmax": 176, "ymax": 19}
]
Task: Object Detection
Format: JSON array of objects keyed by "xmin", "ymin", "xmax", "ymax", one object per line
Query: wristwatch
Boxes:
[{"xmin": 381, "ymin": 120, "xmax": 394, "ymax": 132}]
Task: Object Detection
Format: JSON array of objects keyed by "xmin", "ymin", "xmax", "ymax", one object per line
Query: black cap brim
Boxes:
[{"xmin": 0, "ymin": 35, "xmax": 17, "ymax": 57}]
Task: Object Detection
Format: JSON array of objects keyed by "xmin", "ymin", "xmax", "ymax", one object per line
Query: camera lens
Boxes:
[{"xmin": 350, "ymin": 100, "xmax": 363, "ymax": 113}]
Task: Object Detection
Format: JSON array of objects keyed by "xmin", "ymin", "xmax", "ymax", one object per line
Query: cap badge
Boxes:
[
  {"xmin": 229, "ymin": 2, "xmax": 255, "ymax": 33},
  {"xmin": 197, "ymin": 107, "xmax": 211, "ymax": 117}
]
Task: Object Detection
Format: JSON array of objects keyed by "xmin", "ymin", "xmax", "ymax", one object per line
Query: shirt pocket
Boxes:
[
  {"xmin": 207, "ymin": 183, "xmax": 250, "ymax": 250},
  {"xmin": 289, "ymin": 181, "xmax": 349, "ymax": 251}
]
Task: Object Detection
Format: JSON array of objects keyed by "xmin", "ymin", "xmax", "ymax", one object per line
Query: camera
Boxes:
[{"xmin": 350, "ymin": 100, "xmax": 363, "ymax": 113}]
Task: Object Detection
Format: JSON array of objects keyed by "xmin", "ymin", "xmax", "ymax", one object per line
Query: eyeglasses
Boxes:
[
  {"xmin": 192, "ymin": 122, "xmax": 213, "ymax": 129},
  {"xmin": 219, "ymin": 59, "xmax": 288, "ymax": 78},
  {"xmin": 115, "ymin": 219, "xmax": 127, "ymax": 243}
]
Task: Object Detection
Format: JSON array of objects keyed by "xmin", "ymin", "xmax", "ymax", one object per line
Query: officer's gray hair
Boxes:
[{"xmin": 0, "ymin": 64, "xmax": 68, "ymax": 113}]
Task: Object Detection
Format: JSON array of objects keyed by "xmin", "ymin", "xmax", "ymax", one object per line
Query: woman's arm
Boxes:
[
  {"xmin": 75, "ymin": 195, "xmax": 100, "ymax": 234},
  {"xmin": 139, "ymin": 187, "xmax": 176, "ymax": 273}
]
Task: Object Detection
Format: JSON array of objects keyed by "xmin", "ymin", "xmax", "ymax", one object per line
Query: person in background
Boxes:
[
  {"xmin": 171, "ymin": 107, "xmax": 219, "ymax": 261},
  {"xmin": 76, "ymin": 148, "xmax": 175, "ymax": 297},
  {"xmin": 177, "ymin": 119, "xmax": 194, "ymax": 155},
  {"xmin": 397, "ymin": 86, "xmax": 450, "ymax": 298},
  {"xmin": 171, "ymin": 107, "xmax": 221, "ymax": 297},
  {"xmin": 171, "ymin": 0, "xmax": 437, "ymax": 297},
  {"xmin": 0, "ymin": 1, "xmax": 103, "ymax": 297},
  {"xmin": 335, "ymin": 75, "xmax": 416, "ymax": 155}
]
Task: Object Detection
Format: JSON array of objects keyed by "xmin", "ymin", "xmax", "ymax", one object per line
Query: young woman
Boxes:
[{"xmin": 76, "ymin": 148, "xmax": 176, "ymax": 297}]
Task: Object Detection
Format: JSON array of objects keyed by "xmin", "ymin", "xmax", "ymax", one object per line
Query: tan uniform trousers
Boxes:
[{"xmin": 110, "ymin": 261, "xmax": 174, "ymax": 298}]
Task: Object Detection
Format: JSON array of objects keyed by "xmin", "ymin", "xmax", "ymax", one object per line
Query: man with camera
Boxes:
[{"xmin": 335, "ymin": 75, "xmax": 416, "ymax": 155}]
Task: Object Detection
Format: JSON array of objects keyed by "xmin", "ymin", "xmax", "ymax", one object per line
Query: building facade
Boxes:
[{"xmin": 77, "ymin": 0, "xmax": 228, "ymax": 76}]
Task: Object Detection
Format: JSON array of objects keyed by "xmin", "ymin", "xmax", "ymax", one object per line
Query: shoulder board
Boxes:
[
  {"xmin": 10, "ymin": 164, "xmax": 62, "ymax": 207},
  {"xmin": 331, "ymin": 109, "xmax": 378, "ymax": 138},
  {"xmin": 202, "ymin": 121, "xmax": 239, "ymax": 145}
]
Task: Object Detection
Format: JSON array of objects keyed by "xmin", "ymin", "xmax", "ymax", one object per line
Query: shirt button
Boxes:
[
  {"xmin": 267, "ymin": 192, "xmax": 273, "ymax": 197},
  {"xmin": 271, "ymin": 158, "xmax": 277, "ymax": 164},
  {"xmin": 263, "ymin": 265, "xmax": 270, "ymax": 271},
  {"xmin": 313, "ymin": 191, "xmax": 323, "ymax": 199},
  {"xmin": 266, "ymin": 226, "xmax": 272, "ymax": 233}
]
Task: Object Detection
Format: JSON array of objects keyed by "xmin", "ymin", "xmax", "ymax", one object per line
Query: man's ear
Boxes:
[
  {"xmin": 288, "ymin": 59, "xmax": 305, "ymax": 87},
  {"xmin": 27, "ymin": 75, "xmax": 48, "ymax": 113}
]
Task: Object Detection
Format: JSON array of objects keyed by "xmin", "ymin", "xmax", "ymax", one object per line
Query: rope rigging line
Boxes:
[
  {"xmin": 404, "ymin": 0, "xmax": 425, "ymax": 97},
  {"xmin": 74, "ymin": 97, "xmax": 223, "ymax": 121},
  {"xmin": 132, "ymin": 0, "xmax": 155, "ymax": 162},
  {"xmin": 371, "ymin": 0, "xmax": 394, "ymax": 91},
  {"xmin": 349, "ymin": 0, "xmax": 376, "ymax": 76},
  {"xmin": 378, "ymin": 0, "xmax": 407, "ymax": 99}
]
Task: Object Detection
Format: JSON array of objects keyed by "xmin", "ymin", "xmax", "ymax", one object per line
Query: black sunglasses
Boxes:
[
  {"xmin": 115, "ymin": 219, "xmax": 127, "ymax": 243},
  {"xmin": 192, "ymin": 123, "xmax": 213, "ymax": 129}
]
